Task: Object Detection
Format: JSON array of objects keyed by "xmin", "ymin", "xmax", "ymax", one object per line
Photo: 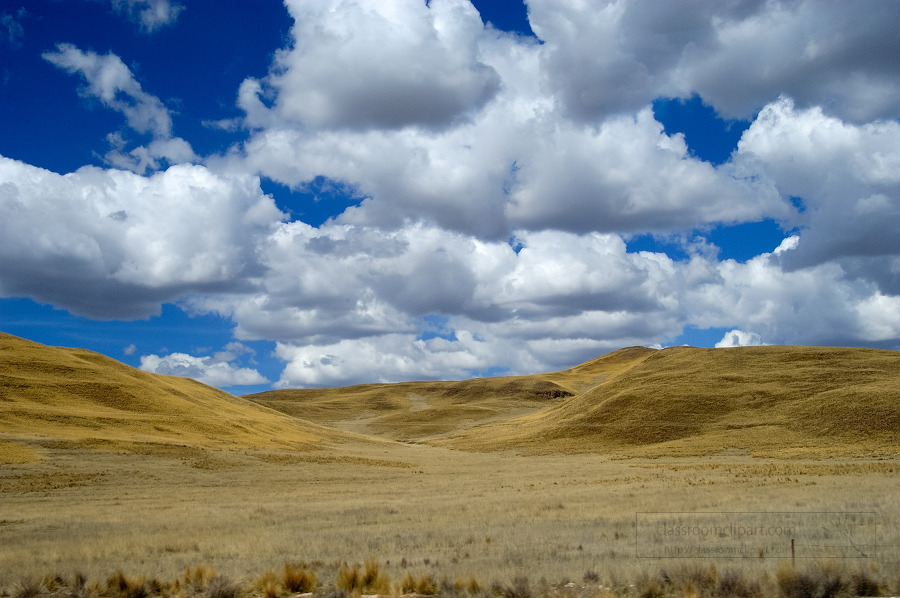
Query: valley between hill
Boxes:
[
  {"xmin": 1, "ymin": 332, "xmax": 899, "ymax": 593},
  {"xmin": 247, "ymin": 344, "xmax": 900, "ymax": 457}
]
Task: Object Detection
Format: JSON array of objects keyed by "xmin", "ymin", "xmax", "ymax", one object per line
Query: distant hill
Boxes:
[
  {"xmin": 251, "ymin": 345, "xmax": 900, "ymax": 457},
  {"xmin": 438, "ymin": 345, "xmax": 900, "ymax": 456},
  {"xmin": 4, "ymin": 331, "xmax": 898, "ymax": 458},
  {"xmin": 245, "ymin": 349, "xmax": 656, "ymax": 440},
  {"xmin": 0, "ymin": 332, "xmax": 344, "ymax": 451}
]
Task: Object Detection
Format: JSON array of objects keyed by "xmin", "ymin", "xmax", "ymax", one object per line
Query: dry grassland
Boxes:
[
  {"xmin": 2, "ymin": 333, "xmax": 900, "ymax": 597},
  {"xmin": 3, "ymin": 437, "xmax": 899, "ymax": 592}
]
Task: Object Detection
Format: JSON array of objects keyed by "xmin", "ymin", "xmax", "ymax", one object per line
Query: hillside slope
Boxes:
[
  {"xmin": 246, "ymin": 346, "xmax": 655, "ymax": 440},
  {"xmin": 0, "ymin": 332, "xmax": 343, "ymax": 451},
  {"xmin": 438, "ymin": 345, "xmax": 900, "ymax": 456}
]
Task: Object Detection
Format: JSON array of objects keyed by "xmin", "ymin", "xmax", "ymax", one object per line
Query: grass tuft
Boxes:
[
  {"xmin": 283, "ymin": 563, "xmax": 317, "ymax": 594},
  {"xmin": 716, "ymin": 569, "xmax": 761, "ymax": 598},
  {"xmin": 254, "ymin": 570, "xmax": 282, "ymax": 598},
  {"xmin": 414, "ymin": 574, "xmax": 438, "ymax": 596},
  {"xmin": 203, "ymin": 577, "xmax": 242, "ymax": 598},
  {"xmin": 335, "ymin": 559, "xmax": 388, "ymax": 595},
  {"xmin": 776, "ymin": 563, "xmax": 847, "ymax": 598},
  {"xmin": 500, "ymin": 577, "xmax": 530, "ymax": 598},
  {"xmin": 12, "ymin": 579, "xmax": 44, "ymax": 598}
]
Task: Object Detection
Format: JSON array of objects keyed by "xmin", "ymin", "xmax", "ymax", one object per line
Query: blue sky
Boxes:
[{"xmin": 1, "ymin": 0, "xmax": 899, "ymax": 393}]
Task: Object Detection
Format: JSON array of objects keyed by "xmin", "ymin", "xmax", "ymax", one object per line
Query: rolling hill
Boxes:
[
  {"xmin": 0, "ymin": 332, "xmax": 346, "ymax": 453},
  {"xmin": 249, "ymin": 345, "xmax": 900, "ymax": 457},
  {"xmin": 3, "ymin": 331, "xmax": 898, "ymax": 458},
  {"xmin": 245, "ymin": 348, "xmax": 657, "ymax": 440}
]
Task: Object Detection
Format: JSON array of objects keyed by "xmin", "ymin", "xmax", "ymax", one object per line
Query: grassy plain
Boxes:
[{"xmin": 2, "ymin": 333, "xmax": 900, "ymax": 596}]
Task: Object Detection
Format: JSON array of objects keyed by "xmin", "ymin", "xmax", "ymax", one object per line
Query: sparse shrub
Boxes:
[
  {"xmin": 283, "ymin": 563, "xmax": 317, "ymax": 594},
  {"xmin": 582, "ymin": 571, "xmax": 600, "ymax": 584}
]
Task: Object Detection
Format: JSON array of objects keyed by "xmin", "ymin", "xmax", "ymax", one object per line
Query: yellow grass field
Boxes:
[{"xmin": 2, "ymin": 332, "xmax": 899, "ymax": 597}]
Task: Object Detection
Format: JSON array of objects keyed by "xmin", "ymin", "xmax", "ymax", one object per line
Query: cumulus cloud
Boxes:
[
  {"xmin": 245, "ymin": 0, "xmax": 500, "ymax": 131},
  {"xmin": 0, "ymin": 156, "xmax": 282, "ymax": 318},
  {"xmin": 528, "ymin": 0, "xmax": 900, "ymax": 122},
  {"xmin": 735, "ymin": 97, "xmax": 900, "ymax": 294},
  {"xmin": 715, "ymin": 329, "xmax": 765, "ymax": 348},
  {"xmin": 258, "ymin": 221, "xmax": 900, "ymax": 386},
  {"xmin": 236, "ymin": 41, "xmax": 783, "ymax": 239},
  {"xmin": 111, "ymin": 0, "xmax": 184, "ymax": 32},
  {"xmin": 504, "ymin": 108, "xmax": 785, "ymax": 233},
  {"xmin": 140, "ymin": 343, "xmax": 268, "ymax": 388}
]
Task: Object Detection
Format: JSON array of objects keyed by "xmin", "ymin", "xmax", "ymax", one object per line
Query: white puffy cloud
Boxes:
[
  {"xmin": 236, "ymin": 40, "xmax": 785, "ymax": 239},
  {"xmin": 246, "ymin": 0, "xmax": 499, "ymax": 131},
  {"xmin": 140, "ymin": 344, "xmax": 268, "ymax": 388},
  {"xmin": 715, "ymin": 329, "xmax": 764, "ymax": 348},
  {"xmin": 112, "ymin": 0, "xmax": 184, "ymax": 32},
  {"xmin": 734, "ymin": 97, "xmax": 900, "ymax": 294},
  {"xmin": 256, "ymin": 221, "xmax": 900, "ymax": 386},
  {"xmin": 274, "ymin": 331, "xmax": 494, "ymax": 387},
  {"xmin": 528, "ymin": 0, "xmax": 900, "ymax": 122},
  {"xmin": 504, "ymin": 108, "xmax": 785, "ymax": 233},
  {"xmin": 0, "ymin": 156, "xmax": 283, "ymax": 318}
]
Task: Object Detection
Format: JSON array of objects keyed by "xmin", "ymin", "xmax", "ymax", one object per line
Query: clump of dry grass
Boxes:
[
  {"xmin": 202, "ymin": 577, "xmax": 242, "ymax": 598},
  {"xmin": 283, "ymin": 563, "xmax": 317, "ymax": 594},
  {"xmin": 177, "ymin": 566, "xmax": 217, "ymax": 597},
  {"xmin": 397, "ymin": 572, "xmax": 439, "ymax": 596},
  {"xmin": 3, "ymin": 561, "xmax": 900, "ymax": 598},
  {"xmin": 12, "ymin": 578, "xmax": 46, "ymax": 598},
  {"xmin": 103, "ymin": 571, "xmax": 163, "ymax": 598},
  {"xmin": 772, "ymin": 562, "xmax": 889, "ymax": 598},
  {"xmin": 9, "ymin": 574, "xmax": 95, "ymax": 598},
  {"xmin": 498, "ymin": 577, "xmax": 531, "ymax": 598},
  {"xmin": 630, "ymin": 564, "xmax": 767, "ymax": 598},
  {"xmin": 253, "ymin": 570, "xmax": 281, "ymax": 598},
  {"xmin": 336, "ymin": 560, "xmax": 389, "ymax": 595}
]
